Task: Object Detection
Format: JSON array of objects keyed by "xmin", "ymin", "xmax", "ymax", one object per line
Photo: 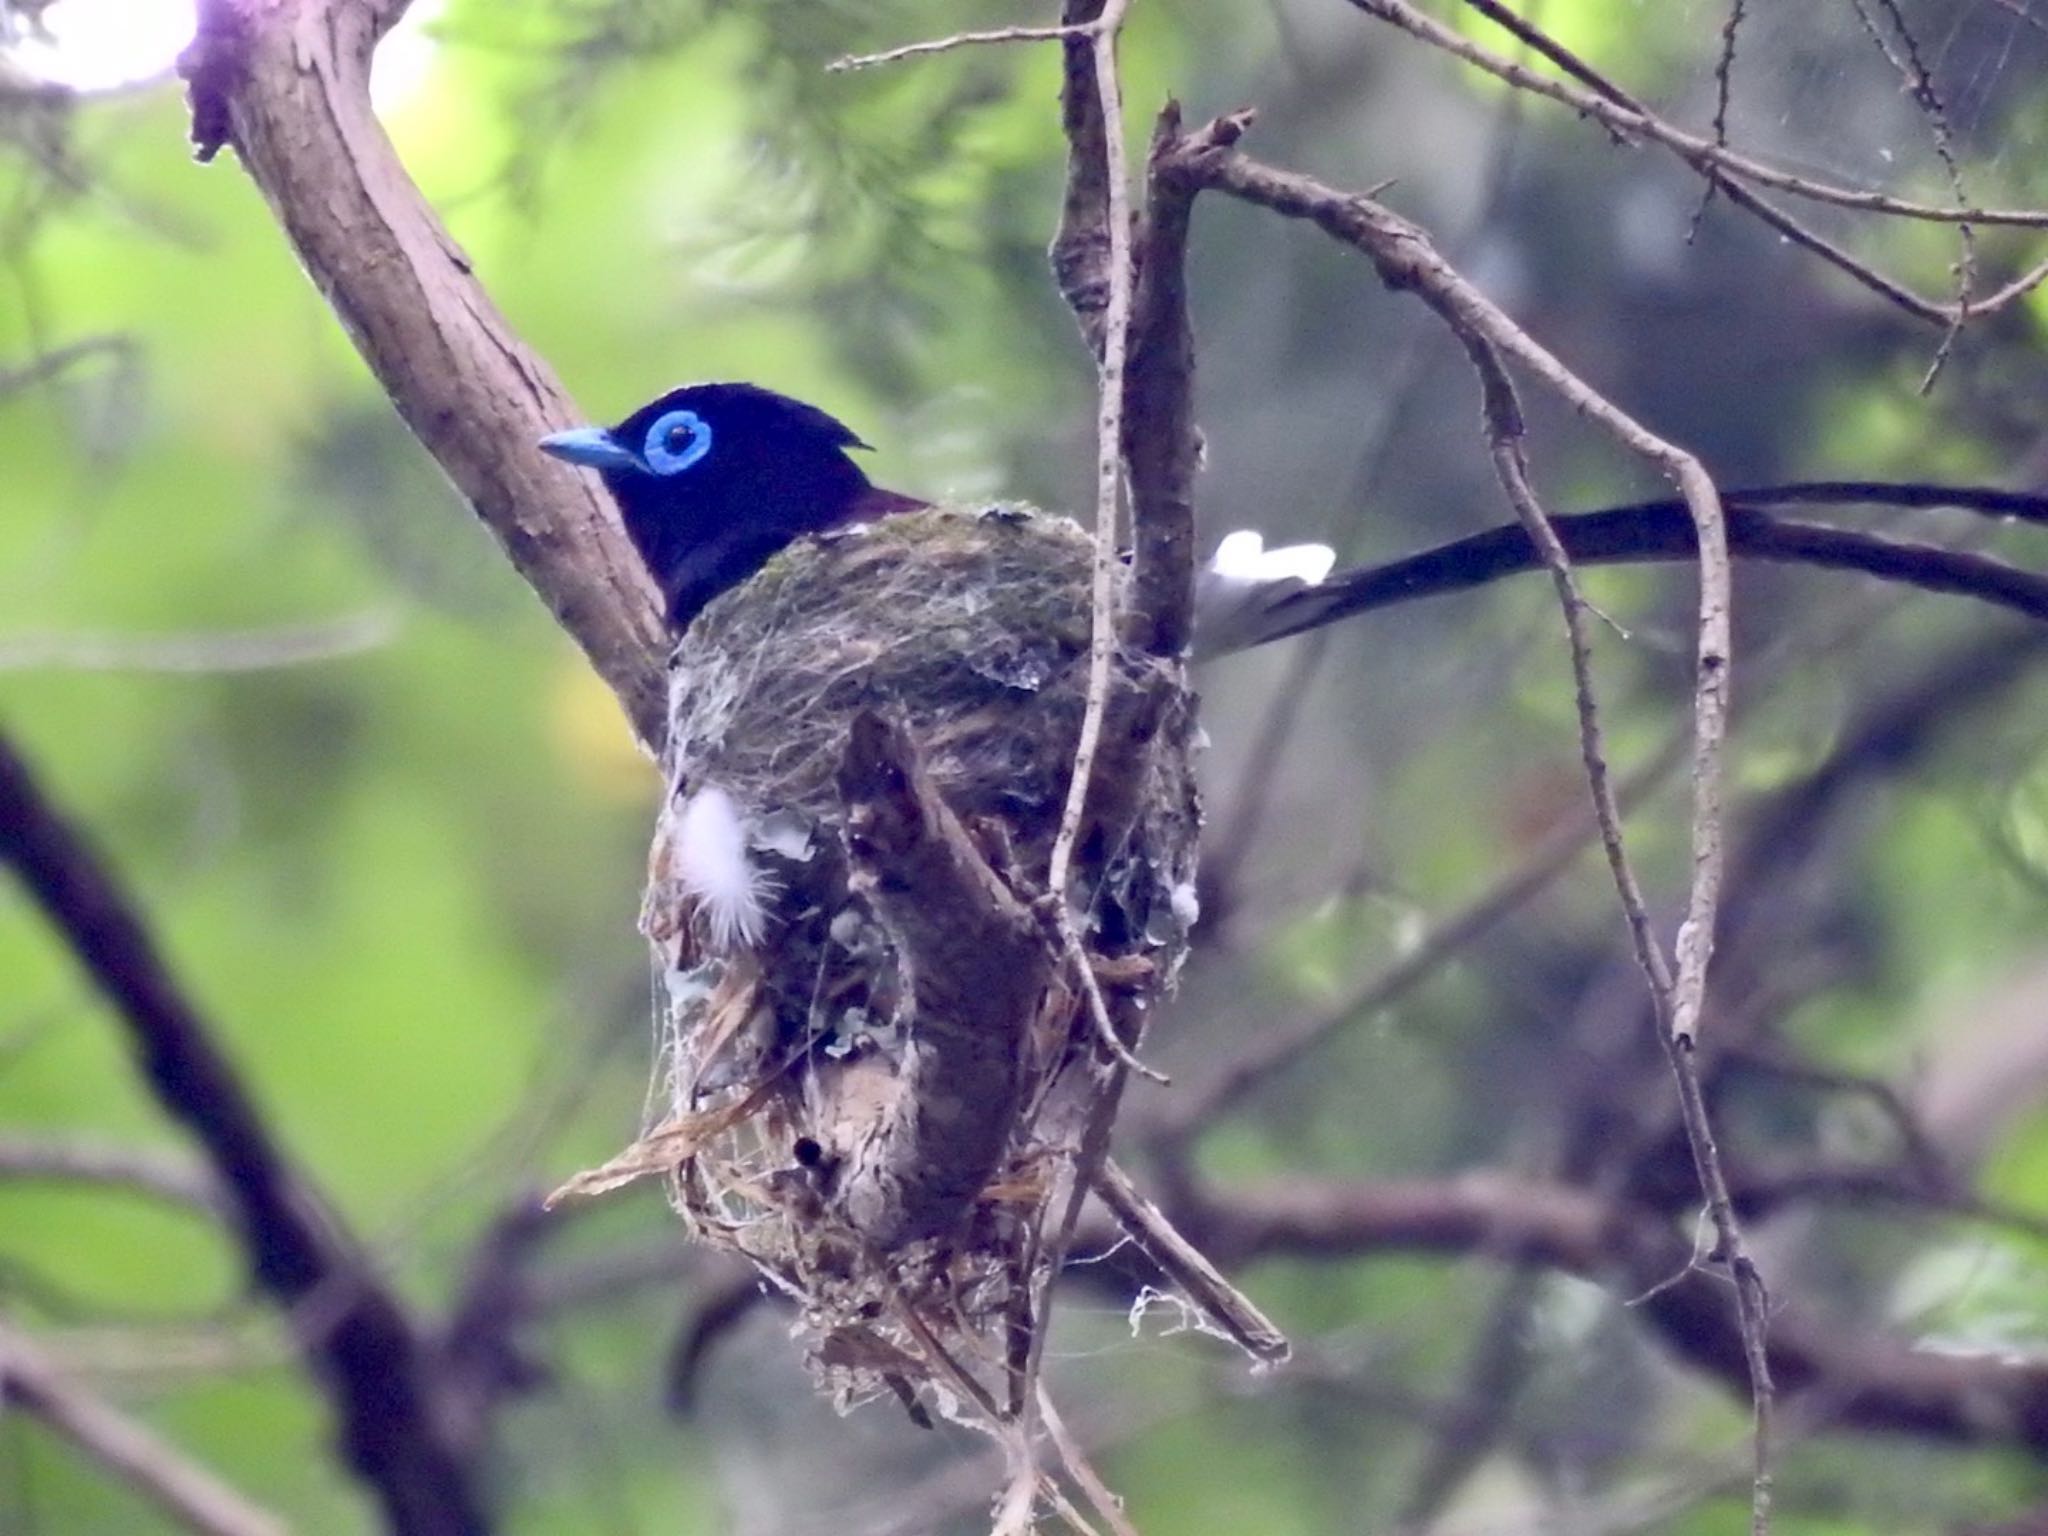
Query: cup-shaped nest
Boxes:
[{"xmin": 620, "ymin": 505, "xmax": 1200, "ymax": 1416}]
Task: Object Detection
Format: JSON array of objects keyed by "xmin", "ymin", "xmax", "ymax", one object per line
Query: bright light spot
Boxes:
[
  {"xmin": 372, "ymin": 0, "xmax": 443, "ymax": 113},
  {"xmin": 8, "ymin": 0, "xmax": 439, "ymax": 108},
  {"xmin": 10, "ymin": 0, "xmax": 196, "ymax": 92}
]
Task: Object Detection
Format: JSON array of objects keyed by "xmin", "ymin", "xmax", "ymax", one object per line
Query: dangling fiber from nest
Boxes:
[{"xmin": 558, "ymin": 505, "xmax": 1202, "ymax": 1424}]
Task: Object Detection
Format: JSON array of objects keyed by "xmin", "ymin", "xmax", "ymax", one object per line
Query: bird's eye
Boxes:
[{"xmin": 643, "ymin": 409, "xmax": 713, "ymax": 476}]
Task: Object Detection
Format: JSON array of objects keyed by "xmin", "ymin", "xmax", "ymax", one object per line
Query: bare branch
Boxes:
[
  {"xmin": 1456, "ymin": 0, "xmax": 1640, "ymax": 109},
  {"xmin": 0, "ymin": 1134, "xmax": 226, "ymax": 1216},
  {"xmin": 830, "ymin": 23, "xmax": 1094, "ymax": 73},
  {"xmin": 1844, "ymin": 0, "xmax": 1975, "ymax": 384},
  {"xmin": 1118, "ymin": 103, "xmax": 1224, "ymax": 658},
  {"xmin": 0, "ymin": 1318, "xmax": 287, "ymax": 1536},
  {"xmin": 1345, "ymin": 0, "xmax": 2048, "ymax": 231},
  {"xmin": 1050, "ymin": 0, "xmax": 1115, "ymax": 358},
  {"xmin": 1464, "ymin": 363, "xmax": 1773, "ymax": 1531},
  {"xmin": 1462, "ymin": 366, "xmax": 1774, "ymax": 1531},
  {"xmin": 1046, "ymin": 0, "xmax": 1137, "ymax": 914},
  {"xmin": 1169, "ymin": 1174, "xmax": 2048, "ymax": 1459},
  {"xmin": 1162, "ymin": 124, "xmax": 1767, "ymax": 1522},
  {"xmin": 0, "ymin": 612, "xmax": 400, "ymax": 674},
  {"xmin": 1709, "ymin": 0, "xmax": 1747, "ymax": 156},
  {"xmin": 0, "ymin": 733, "xmax": 489, "ymax": 1536},
  {"xmin": 1160, "ymin": 134, "xmax": 1732, "ymax": 1032},
  {"xmin": 179, "ymin": 0, "xmax": 667, "ymax": 746},
  {"xmin": 1092, "ymin": 1158, "xmax": 1289, "ymax": 1362},
  {"xmin": 834, "ymin": 711, "xmax": 1053, "ymax": 1247}
]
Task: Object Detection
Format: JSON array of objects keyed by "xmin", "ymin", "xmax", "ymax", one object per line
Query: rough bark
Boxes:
[{"xmin": 182, "ymin": 0, "xmax": 668, "ymax": 745}]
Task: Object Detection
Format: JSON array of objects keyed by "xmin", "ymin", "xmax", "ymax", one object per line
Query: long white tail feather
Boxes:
[{"xmin": 677, "ymin": 784, "xmax": 767, "ymax": 951}]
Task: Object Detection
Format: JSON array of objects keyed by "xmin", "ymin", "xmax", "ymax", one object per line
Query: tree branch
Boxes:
[
  {"xmin": 1117, "ymin": 103, "xmax": 1219, "ymax": 658},
  {"xmin": 0, "ymin": 1318, "xmax": 287, "ymax": 1536},
  {"xmin": 1166, "ymin": 1173, "xmax": 2048, "ymax": 1457},
  {"xmin": 1160, "ymin": 120, "xmax": 1770, "ymax": 1515},
  {"xmin": 1349, "ymin": 0, "xmax": 2048, "ymax": 228},
  {"xmin": 1091, "ymin": 1157, "xmax": 1289, "ymax": 1363},
  {"xmin": 832, "ymin": 711, "xmax": 1053, "ymax": 1248},
  {"xmin": 0, "ymin": 1134, "xmax": 226, "ymax": 1217},
  {"xmin": 179, "ymin": 0, "xmax": 667, "ymax": 746},
  {"xmin": 1049, "ymin": 0, "xmax": 1115, "ymax": 358},
  {"xmin": 0, "ymin": 733, "xmax": 490, "ymax": 1536},
  {"xmin": 1045, "ymin": 0, "xmax": 1137, "ymax": 914}
]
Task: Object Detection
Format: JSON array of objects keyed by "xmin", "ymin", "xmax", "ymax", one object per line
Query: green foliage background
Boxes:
[{"xmin": 4, "ymin": 1, "xmax": 2048, "ymax": 1531}]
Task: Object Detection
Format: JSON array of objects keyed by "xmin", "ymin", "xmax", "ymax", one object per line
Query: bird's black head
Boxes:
[{"xmin": 540, "ymin": 381, "xmax": 924, "ymax": 627}]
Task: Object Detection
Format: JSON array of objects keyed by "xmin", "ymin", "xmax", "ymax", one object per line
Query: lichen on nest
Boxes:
[{"xmin": 568, "ymin": 503, "xmax": 1202, "ymax": 1421}]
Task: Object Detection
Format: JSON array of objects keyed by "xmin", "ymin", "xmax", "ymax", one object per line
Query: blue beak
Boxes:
[{"xmin": 539, "ymin": 426, "xmax": 641, "ymax": 472}]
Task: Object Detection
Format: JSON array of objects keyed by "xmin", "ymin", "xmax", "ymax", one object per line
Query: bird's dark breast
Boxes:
[
  {"xmin": 621, "ymin": 453, "xmax": 919, "ymax": 626},
  {"xmin": 652, "ymin": 521, "xmax": 806, "ymax": 629}
]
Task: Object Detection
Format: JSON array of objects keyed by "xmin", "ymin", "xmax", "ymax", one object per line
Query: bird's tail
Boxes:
[{"xmin": 1191, "ymin": 530, "xmax": 1339, "ymax": 660}]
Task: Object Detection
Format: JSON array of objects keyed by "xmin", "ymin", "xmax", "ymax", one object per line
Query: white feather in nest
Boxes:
[{"xmin": 675, "ymin": 784, "xmax": 768, "ymax": 951}]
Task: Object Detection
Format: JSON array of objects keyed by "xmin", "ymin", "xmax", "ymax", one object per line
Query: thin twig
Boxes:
[
  {"xmin": 0, "ymin": 1318, "xmax": 287, "ymax": 1536},
  {"xmin": 1466, "ymin": 372, "xmax": 1687, "ymax": 1036},
  {"xmin": 1202, "ymin": 67, "xmax": 1529, "ymax": 914},
  {"xmin": 1092, "ymin": 1157, "xmax": 1290, "ymax": 1362},
  {"xmin": 1709, "ymin": 0, "xmax": 1747, "ymax": 156},
  {"xmin": 1051, "ymin": 0, "xmax": 1116, "ymax": 355},
  {"xmin": 1854, "ymin": 0, "xmax": 1976, "ymax": 386},
  {"xmin": 1468, "ymin": 344, "xmax": 1674, "ymax": 1028},
  {"xmin": 1470, "ymin": 352, "xmax": 1774, "ymax": 1533},
  {"xmin": 1046, "ymin": 0, "xmax": 1137, "ymax": 913},
  {"xmin": 0, "ymin": 1135, "xmax": 226, "ymax": 1216},
  {"xmin": 1394, "ymin": 0, "xmax": 2007, "ymax": 329},
  {"xmin": 1055, "ymin": 913, "xmax": 1169, "ymax": 1084},
  {"xmin": 1689, "ymin": 0, "xmax": 1747, "ymax": 236},
  {"xmin": 1344, "ymin": 0, "xmax": 2048, "ymax": 231},
  {"xmin": 1037, "ymin": 1383, "xmax": 1141, "ymax": 1536},
  {"xmin": 1456, "ymin": 0, "xmax": 1637, "ymax": 109},
  {"xmin": 1166, "ymin": 130, "xmax": 1766, "ymax": 1529},
  {"xmin": 0, "ymin": 612, "xmax": 400, "ymax": 674},
  {"xmin": 1158, "ymin": 143, "xmax": 1733, "ymax": 1033},
  {"xmin": 1165, "ymin": 1171, "xmax": 2048, "ymax": 1459},
  {"xmin": 829, "ymin": 22, "xmax": 1095, "ymax": 72}
]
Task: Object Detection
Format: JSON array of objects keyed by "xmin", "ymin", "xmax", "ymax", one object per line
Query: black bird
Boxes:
[
  {"xmin": 540, "ymin": 382, "xmax": 928, "ymax": 627},
  {"xmin": 545, "ymin": 382, "xmax": 2048, "ymax": 652},
  {"xmin": 542, "ymin": 379, "xmax": 1336, "ymax": 650}
]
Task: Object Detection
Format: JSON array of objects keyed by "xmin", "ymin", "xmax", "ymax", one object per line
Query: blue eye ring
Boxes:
[{"xmin": 643, "ymin": 409, "xmax": 712, "ymax": 475}]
